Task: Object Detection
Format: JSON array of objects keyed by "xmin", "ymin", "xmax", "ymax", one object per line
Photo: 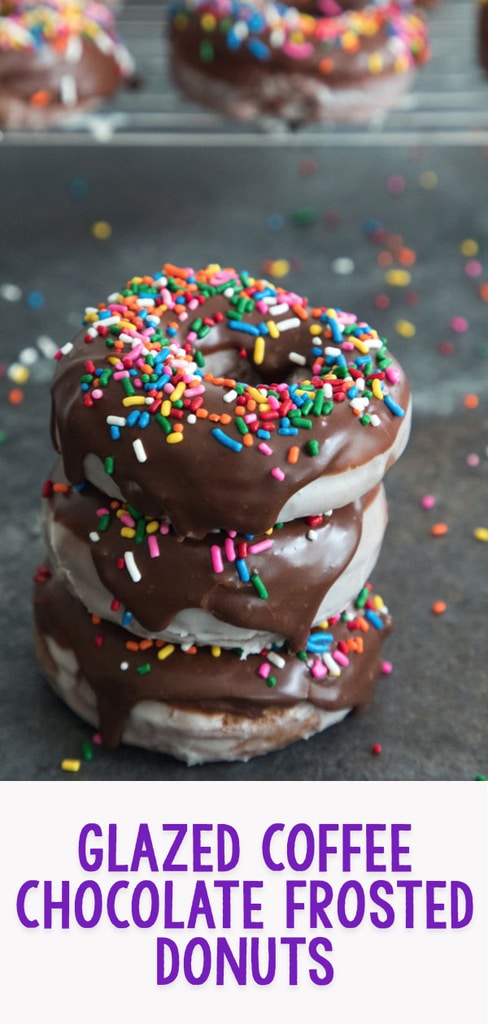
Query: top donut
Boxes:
[{"xmin": 51, "ymin": 263, "xmax": 412, "ymax": 538}]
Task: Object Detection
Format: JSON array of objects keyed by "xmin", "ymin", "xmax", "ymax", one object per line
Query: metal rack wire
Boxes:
[{"xmin": 1, "ymin": 0, "xmax": 487, "ymax": 146}]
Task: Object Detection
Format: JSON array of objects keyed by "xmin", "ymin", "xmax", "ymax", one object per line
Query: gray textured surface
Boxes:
[{"xmin": 0, "ymin": 0, "xmax": 487, "ymax": 781}]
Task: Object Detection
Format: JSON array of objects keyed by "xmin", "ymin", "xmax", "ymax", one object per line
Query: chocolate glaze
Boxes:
[
  {"xmin": 34, "ymin": 568, "xmax": 392, "ymax": 749},
  {"xmin": 169, "ymin": 1, "xmax": 430, "ymax": 95},
  {"xmin": 51, "ymin": 267, "xmax": 411, "ymax": 538},
  {"xmin": 480, "ymin": 2, "xmax": 488, "ymax": 72},
  {"xmin": 0, "ymin": 37, "xmax": 122, "ymax": 105},
  {"xmin": 44, "ymin": 459, "xmax": 384, "ymax": 651}
]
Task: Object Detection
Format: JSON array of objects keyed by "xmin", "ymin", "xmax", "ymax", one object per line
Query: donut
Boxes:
[
  {"xmin": 42, "ymin": 459, "xmax": 388, "ymax": 655},
  {"xmin": 50, "ymin": 262, "xmax": 412, "ymax": 539},
  {"xmin": 168, "ymin": 0, "xmax": 431, "ymax": 127},
  {"xmin": 0, "ymin": 0, "xmax": 135, "ymax": 129},
  {"xmin": 33, "ymin": 566, "xmax": 393, "ymax": 764}
]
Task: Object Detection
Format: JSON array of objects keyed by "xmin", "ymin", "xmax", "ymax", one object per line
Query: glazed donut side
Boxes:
[
  {"xmin": 168, "ymin": 0, "xmax": 430, "ymax": 125},
  {"xmin": 34, "ymin": 568, "xmax": 392, "ymax": 763},
  {"xmin": 42, "ymin": 460, "xmax": 388, "ymax": 653},
  {"xmin": 51, "ymin": 263, "xmax": 411, "ymax": 538}
]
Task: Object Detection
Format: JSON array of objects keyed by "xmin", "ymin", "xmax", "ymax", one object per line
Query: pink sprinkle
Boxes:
[
  {"xmin": 188, "ymin": 299, "xmax": 199, "ymax": 311},
  {"xmin": 256, "ymin": 301, "xmax": 269, "ymax": 314},
  {"xmin": 450, "ymin": 315, "xmax": 469, "ymax": 333},
  {"xmin": 333, "ymin": 650, "xmax": 350, "ymax": 667},
  {"xmin": 258, "ymin": 442, "xmax": 273, "ymax": 456},
  {"xmin": 147, "ymin": 535, "xmax": 160, "ymax": 558},
  {"xmin": 371, "ymin": 743, "xmax": 383, "ymax": 756},
  {"xmin": 186, "ymin": 331, "xmax": 198, "ymax": 343},
  {"xmin": 210, "ymin": 544, "xmax": 224, "ymax": 573},
  {"xmin": 91, "ymin": 388, "xmax": 103, "ymax": 400},
  {"xmin": 159, "ymin": 523, "xmax": 170, "ymax": 535},
  {"xmin": 342, "ymin": 341, "xmax": 354, "ymax": 351},
  {"xmin": 92, "ymin": 732, "xmax": 102, "ymax": 745},
  {"xmin": 311, "ymin": 659, "xmax": 328, "ymax": 679},
  {"xmin": 96, "ymin": 507, "xmax": 110, "ymax": 517},
  {"xmin": 465, "ymin": 260, "xmax": 482, "ymax": 278},
  {"xmin": 248, "ymin": 539, "xmax": 273, "ymax": 555},
  {"xmin": 375, "ymin": 293, "xmax": 390, "ymax": 310},
  {"xmin": 385, "ymin": 366, "xmax": 401, "ymax": 384},
  {"xmin": 120, "ymin": 513, "xmax": 135, "ymax": 527},
  {"xmin": 282, "ymin": 40, "xmax": 313, "ymax": 59},
  {"xmin": 421, "ymin": 494, "xmax": 436, "ymax": 510},
  {"xmin": 224, "ymin": 537, "xmax": 236, "ymax": 562},
  {"xmin": 386, "ymin": 174, "xmax": 406, "ymax": 196},
  {"xmin": 258, "ymin": 662, "xmax": 271, "ymax": 679},
  {"xmin": 466, "ymin": 453, "xmax": 480, "ymax": 467},
  {"xmin": 271, "ymin": 467, "xmax": 285, "ymax": 481},
  {"xmin": 244, "ymin": 413, "xmax": 257, "ymax": 424},
  {"xmin": 381, "ymin": 660, "xmax": 393, "ymax": 675}
]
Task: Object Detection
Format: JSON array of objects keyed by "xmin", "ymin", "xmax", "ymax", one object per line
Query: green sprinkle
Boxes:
[
  {"xmin": 356, "ymin": 586, "xmax": 369, "ymax": 608},
  {"xmin": 323, "ymin": 401, "xmax": 334, "ymax": 415},
  {"xmin": 99, "ymin": 369, "xmax": 112, "ymax": 387},
  {"xmin": 360, "ymin": 414, "xmax": 371, "ymax": 425},
  {"xmin": 98, "ymin": 514, "xmax": 111, "ymax": 532},
  {"xmin": 290, "ymin": 416, "xmax": 312, "ymax": 429},
  {"xmin": 81, "ymin": 740, "xmax": 93, "ymax": 761},
  {"xmin": 135, "ymin": 519, "xmax": 146, "ymax": 544},
  {"xmin": 136, "ymin": 663, "xmax": 151, "ymax": 675},
  {"xmin": 235, "ymin": 416, "xmax": 249, "ymax": 435},
  {"xmin": 266, "ymin": 677, "xmax": 277, "ymax": 688},
  {"xmin": 122, "ymin": 377, "xmax": 135, "ymax": 397},
  {"xmin": 251, "ymin": 573, "xmax": 268, "ymax": 600},
  {"xmin": 200, "ymin": 39, "xmax": 214, "ymax": 61},
  {"xmin": 191, "ymin": 318, "xmax": 203, "ymax": 332},
  {"xmin": 194, "ymin": 350, "xmax": 206, "ymax": 368},
  {"xmin": 104, "ymin": 456, "xmax": 114, "ymax": 475},
  {"xmin": 80, "ymin": 373, "xmax": 94, "ymax": 384},
  {"xmin": 155, "ymin": 413, "xmax": 172, "ymax": 434},
  {"xmin": 301, "ymin": 399, "xmax": 314, "ymax": 416},
  {"xmin": 296, "ymin": 651, "xmax": 307, "ymax": 661},
  {"xmin": 306, "ymin": 439, "xmax": 320, "ymax": 456},
  {"xmin": 313, "ymin": 390, "xmax": 325, "ymax": 416},
  {"xmin": 290, "ymin": 207, "xmax": 317, "ymax": 227}
]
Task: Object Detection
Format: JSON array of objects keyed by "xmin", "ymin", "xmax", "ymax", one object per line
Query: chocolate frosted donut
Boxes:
[
  {"xmin": 168, "ymin": 0, "xmax": 430, "ymax": 126},
  {"xmin": 0, "ymin": 0, "xmax": 135, "ymax": 128},
  {"xmin": 51, "ymin": 262, "xmax": 411, "ymax": 539},
  {"xmin": 42, "ymin": 459, "xmax": 388, "ymax": 654},
  {"xmin": 34, "ymin": 567, "xmax": 393, "ymax": 764}
]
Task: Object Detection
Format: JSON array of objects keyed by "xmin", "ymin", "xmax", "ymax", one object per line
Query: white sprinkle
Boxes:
[
  {"xmin": 61, "ymin": 342, "xmax": 73, "ymax": 355},
  {"xmin": 119, "ymin": 332, "xmax": 135, "ymax": 344},
  {"xmin": 331, "ymin": 257, "xmax": 355, "ymax": 275},
  {"xmin": 323, "ymin": 653, "xmax": 341, "ymax": 677},
  {"xmin": 107, "ymin": 293, "xmax": 120, "ymax": 303},
  {"xmin": 370, "ymin": 414, "xmax": 381, "ymax": 427},
  {"xmin": 89, "ymin": 532, "xmax": 100, "ymax": 543},
  {"xmin": 106, "ymin": 415, "xmax": 126, "ymax": 427},
  {"xmin": 137, "ymin": 298, "xmax": 156, "ymax": 307},
  {"xmin": 269, "ymin": 302, "xmax": 290, "ymax": 316},
  {"xmin": 37, "ymin": 335, "xmax": 57, "ymax": 358},
  {"xmin": 0, "ymin": 283, "xmax": 21, "ymax": 302},
  {"xmin": 233, "ymin": 20, "xmax": 249, "ymax": 40},
  {"xmin": 270, "ymin": 27, "xmax": 285, "ymax": 47},
  {"xmin": 324, "ymin": 509, "xmax": 333, "ymax": 517},
  {"xmin": 350, "ymin": 397, "xmax": 369, "ymax": 412},
  {"xmin": 120, "ymin": 662, "xmax": 129, "ymax": 671},
  {"xmin": 276, "ymin": 317, "xmax": 300, "ymax": 332},
  {"xmin": 124, "ymin": 551, "xmax": 141, "ymax": 583},
  {"xmin": 288, "ymin": 351, "xmax": 307, "ymax": 366},
  {"xmin": 307, "ymin": 529, "xmax": 318, "ymax": 542},
  {"xmin": 356, "ymin": 377, "xmax": 365, "ymax": 392},
  {"xmin": 223, "ymin": 389, "xmax": 238, "ymax": 404},
  {"xmin": 92, "ymin": 315, "xmax": 120, "ymax": 329},
  {"xmin": 267, "ymin": 652, "xmax": 286, "ymax": 669},
  {"xmin": 19, "ymin": 347, "xmax": 38, "ymax": 365},
  {"xmin": 181, "ymin": 641, "xmax": 195, "ymax": 652},
  {"xmin": 65, "ymin": 34, "xmax": 83, "ymax": 64},
  {"xmin": 325, "ymin": 346, "xmax": 341, "ymax": 357},
  {"xmin": 187, "ymin": 413, "xmax": 197, "ymax": 424},
  {"xmin": 60, "ymin": 74, "xmax": 77, "ymax": 107},
  {"xmin": 85, "ymin": 326, "xmax": 98, "ymax": 339},
  {"xmin": 132, "ymin": 438, "xmax": 147, "ymax": 463}
]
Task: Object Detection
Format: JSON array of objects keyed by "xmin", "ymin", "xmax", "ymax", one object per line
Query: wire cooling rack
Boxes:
[{"xmin": 1, "ymin": 0, "xmax": 487, "ymax": 146}]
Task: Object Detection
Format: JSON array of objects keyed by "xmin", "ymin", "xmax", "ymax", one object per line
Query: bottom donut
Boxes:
[{"xmin": 33, "ymin": 567, "xmax": 393, "ymax": 765}]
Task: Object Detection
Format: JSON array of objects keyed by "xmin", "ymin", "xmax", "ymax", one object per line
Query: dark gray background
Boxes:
[{"xmin": 0, "ymin": 0, "xmax": 486, "ymax": 780}]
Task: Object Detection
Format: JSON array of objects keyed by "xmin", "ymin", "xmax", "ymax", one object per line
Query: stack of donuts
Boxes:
[
  {"xmin": 0, "ymin": 0, "xmax": 135, "ymax": 128},
  {"xmin": 168, "ymin": 0, "xmax": 431, "ymax": 126},
  {"xmin": 34, "ymin": 261, "xmax": 412, "ymax": 764}
]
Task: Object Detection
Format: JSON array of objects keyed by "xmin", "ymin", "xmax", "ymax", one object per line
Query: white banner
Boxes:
[{"xmin": 1, "ymin": 781, "xmax": 486, "ymax": 1023}]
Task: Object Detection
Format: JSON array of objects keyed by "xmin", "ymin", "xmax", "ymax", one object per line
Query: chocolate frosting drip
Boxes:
[
  {"xmin": 50, "ymin": 266, "xmax": 411, "ymax": 538},
  {"xmin": 45, "ymin": 460, "xmax": 383, "ymax": 651},
  {"xmin": 34, "ymin": 568, "xmax": 392, "ymax": 748},
  {"xmin": 0, "ymin": 39, "xmax": 122, "ymax": 104}
]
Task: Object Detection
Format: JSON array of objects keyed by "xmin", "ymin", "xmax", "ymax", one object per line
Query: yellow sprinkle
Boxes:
[
  {"xmin": 253, "ymin": 335, "xmax": 266, "ymax": 366},
  {"xmin": 211, "ymin": 646, "xmax": 222, "ymax": 657},
  {"xmin": 372, "ymin": 378, "xmax": 384, "ymax": 400},
  {"xmin": 419, "ymin": 170, "xmax": 438, "ymax": 190},
  {"xmin": 108, "ymin": 356, "xmax": 121, "ymax": 365},
  {"xmin": 122, "ymin": 396, "xmax": 146, "ymax": 407},
  {"xmin": 351, "ymin": 337, "xmax": 370, "ymax": 354},
  {"xmin": 473, "ymin": 527, "xmax": 488, "ymax": 542},
  {"xmin": 395, "ymin": 319, "xmax": 416, "ymax": 338},
  {"xmin": 145, "ymin": 520, "xmax": 160, "ymax": 534},
  {"xmin": 270, "ymin": 259, "xmax": 290, "ymax": 278},
  {"xmin": 246, "ymin": 386, "xmax": 268, "ymax": 404},
  {"xmin": 157, "ymin": 644, "xmax": 175, "ymax": 660},
  {"xmin": 61, "ymin": 759, "xmax": 81, "ymax": 773},
  {"xmin": 91, "ymin": 220, "xmax": 112, "ymax": 240},
  {"xmin": 120, "ymin": 527, "xmax": 136, "ymax": 539},
  {"xmin": 318, "ymin": 619, "xmax": 329, "ymax": 629},
  {"xmin": 160, "ymin": 399, "xmax": 171, "ymax": 416},
  {"xmin": 167, "ymin": 432, "xmax": 183, "ymax": 444},
  {"xmin": 170, "ymin": 381, "xmax": 186, "ymax": 403},
  {"xmin": 460, "ymin": 238, "xmax": 479, "ymax": 258},
  {"xmin": 368, "ymin": 52, "xmax": 383, "ymax": 74},
  {"xmin": 309, "ymin": 324, "xmax": 322, "ymax": 336},
  {"xmin": 84, "ymin": 312, "xmax": 98, "ymax": 323},
  {"xmin": 385, "ymin": 269, "xmax": 411, "ymax": 287},
  {"xmin": 267, "ymin": 320, "xmax": 280, "ymax": 339},
  {"xmin": 373, "ymin": 594, "xmax": 384, "ymax": 611},
  {"xmin": 201, "ymin": 11, "xmax": 216, "ymax": 30},
  {"xmin": 8, "ymin": 363, "xmax": 29, "ymax": 384}
]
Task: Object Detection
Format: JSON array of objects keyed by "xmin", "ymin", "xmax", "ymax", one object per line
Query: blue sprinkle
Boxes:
[
  {"xmin": 122, "ymin": 611, "xmax": 133, "ymax": 627},
  {"xmin": 80, "ymin": 382, "xmax": 89, "ymax": 392},
  {"xmin": 384, "ymin": 395, "xmax": 405, "ymax": 417},
  {"xmin": 110, "ymin": 425, "xmax": 121, "ymax": 440},
  {"xmin": 228, "ymin": 320, "xmax": 260, "ymax": 336},
  {"xmin": 211, "ymin": 428, "xmax": 243, "ymax": 452},
  {"xmin": 277, "ymin": 427, "xmax": 298, "ymax": 436},
  {"xmin": 139, "ymin": 412, "xmax": 151, "ymax": 429},
  {"xmin": 127, "ymin": 410, "xmax": 140, "ymax": 427},
  {"xmin": 28, "ymin": 290, "xmax": 44, "ymax": 310},
  {"xmin": 236, "ymin": 559, "xmax": 250, "ymax": 583},
  {"xmin": 348, "ymin": 386, "xmax": 359, "ymax": 399},
  {"xmin": 364, "ymin": 609, "xmax": 384, "ymax": 630},
  {"xmin": 257, "ymin": 429, "xmax": 271, "ymax": 440}
]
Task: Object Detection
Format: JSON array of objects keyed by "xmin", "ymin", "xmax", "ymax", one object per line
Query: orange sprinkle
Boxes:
[
  {"xmin": 243, "ymin": 433, "xmax": 254, "ymax": 447},
  {"xmin": 378, "ymin": 251, "xmax": 394, "ymax": 268},
  {"xmin": 478, "ymin": 282, "xmax": 488, "ymax": 301},
  {"xmin": 52, "ymin": 483, "xmax": 70, "ymax": 493},
  {"xmin": 288, "ymin": 445, "xmax": 300, "ymax": 465},
  {"xmin": 431, "ymin": 522, "xmax": 448, "ymax": 536},
  {"xmin": 8, "ymin": 388, "xmax": 24, "ymax": 404},
  {"xmin": 183, "ymin": 645, "xmax": 197, "ymax": 655},
  {"xmin": 172, "ymin": 422, "xmax": 184, "ymax": 433},
  {"xmin": 125, "ymin": 641, "xmax": 140, "ymax": 651},
  {"xmin": 209, "ymin": 413, "xmax": 221, "ymax": 422},
  {"xmin": 432, "ymin": 601, "xmax": 447, "ymax": 615},
  {"xmin": 196, "ymin": 408, "xmax": 209, "ymax": 419},
  {"xmin": 464, "ymin": 393, "xmax": 479, "ymax": 409},
  {"xmin": 398, "ymin": 247, "xmax": 416, "ymax": 266},
  {"xmin": 91, "ymin": 615, "xmax": 101, "ymax": 625},
  {"xmin": 291, "ymin": 303, "xmax": 308, "ymax": 321},
  {"xmin": 139, "ymin": 639, "xmax": 154, "ymax": 650},
  {"xmin": 235, "ymin": 405, "xmax": 246, "ymax": 416},
  {"xmin": 319, "ymin": 58, "xmax": 334, "ymax": 74},
  {"xmin": 29, "ymin": 90, "xmax": 51, "ymax": 107},
  {"xmin": 220, "ymin": 413, "xmax": 232, "ymax": 425}
]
